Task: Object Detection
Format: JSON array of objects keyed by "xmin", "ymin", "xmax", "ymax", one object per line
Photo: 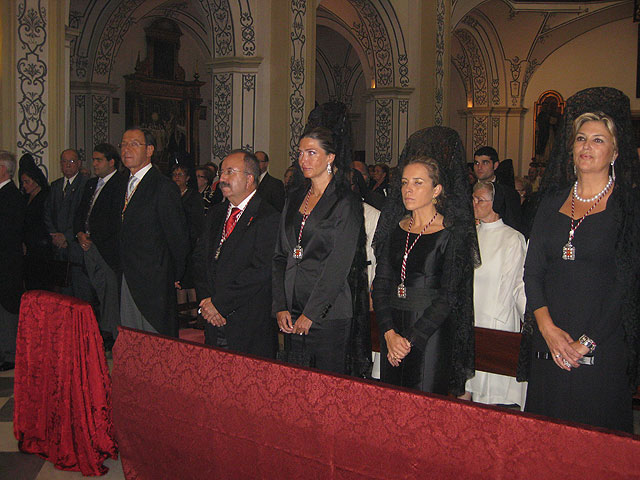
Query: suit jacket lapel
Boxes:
[
  {"xmin": 284, "ymin": 187, "xmax": 306, "ymax": 249},
  {"xmin": 122, "ymin": 167, "xmax": 155, "ymax": 222},
  {"xmin": 298, "ymin": 180, "xmax": 338, "ymax": 246},
  {"xmin": 208, "ymin": 200, "xmax": 228, "ymax": 259}
]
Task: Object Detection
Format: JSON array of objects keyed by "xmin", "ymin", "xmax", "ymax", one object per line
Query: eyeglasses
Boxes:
[
  {"xmin": 118, "ymin": 141, "xmax": 147, "ymax": 149},
  {"xmin": 219, "ymin": 168, "xmax": 248, "ymax": 176},
  {"xmin": 472, "ymin": 196, "xmax": 492, "ymax": 204},
  {"xmin": 60, "ymin": 159, "xmax": 78, "ymax": 164}
]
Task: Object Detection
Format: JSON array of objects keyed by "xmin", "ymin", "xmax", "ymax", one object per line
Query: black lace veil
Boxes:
[
  {"xmin": 373, "ymin": 126, "xmax": 480, "ymax": 395},
  {"xmin": 18, "ymin": 153, "xmax": 50, "ymax": 193},
  {"xmin": 520, "ymin": 87, "xmax": 640, "ymax": 389}
]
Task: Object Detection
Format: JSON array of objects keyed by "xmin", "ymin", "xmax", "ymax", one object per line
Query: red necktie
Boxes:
[{"xmin": 224, "ymin": 207, "xmax": 241, "ymax": 238}]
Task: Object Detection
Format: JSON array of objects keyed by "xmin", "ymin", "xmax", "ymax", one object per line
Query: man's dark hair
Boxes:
[
  {"xmin": 228, "ymin": 149, "xmax": 260, "ymax": 187},
  {"xmin": 255, "ymin": 150, "xmax": 269, "ymax": 163},
  {"xmin": 473, "ymin": 146, "xmax": 499, "ymax": 164},
  {"xmin": 126, "ymin": 126, "xmax": 157, "ymax": 149},
  {"xmin": 94, "ymin": 143, "xmax": 121, "ymax": 169}
]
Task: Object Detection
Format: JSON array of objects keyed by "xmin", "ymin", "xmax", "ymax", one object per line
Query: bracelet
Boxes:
[{"xmin": 578, "ymin": 334, "xmax": 596, "ymax": 354}]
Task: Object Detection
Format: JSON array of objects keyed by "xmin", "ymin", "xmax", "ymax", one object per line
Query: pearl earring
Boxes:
[
  {"xmin": 611, "ymin": 161, "xmax": 616, "ymax": 181},
  {"xmin": 327, "ymin": 163, "xmax": 332, "ymax": 175}
]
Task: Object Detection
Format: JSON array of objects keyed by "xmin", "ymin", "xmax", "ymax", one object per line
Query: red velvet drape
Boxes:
[
  {"xmin": 13, "ymin": 291, "xmax": 117, "ymax": 476},
  {"xmin": 113, "ymin": 327, "xmax": 640, "ymax": 479}
]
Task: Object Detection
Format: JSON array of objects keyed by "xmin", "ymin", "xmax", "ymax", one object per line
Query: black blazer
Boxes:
[
  {"xmin": 0, "ymin": 181, "xmax": 25, "ymax": 313},
  {"xmin": 272, "ymin": 180, "xmax": 363, "ymax": 322},
  {"xmin": 193, "ymin": 193, "xmax": 280, "ymax": 358},
  {"xmin": 44, "ymin": 174, "xmax": 88, "ymax": 262},
  {"xmin": 257, "ymin": 173, "xmax": 285, "ymax": 212},
  {"xmin": 493, "ymin": 181, "xmax": 523, "ymax": 233},
  {"xmin": 74, "ymin": 172, "xmax": 127, "ymax": 272},
  {"xmin": 119, "ymin": 167, "xmax": 189, "ymax": 336}
]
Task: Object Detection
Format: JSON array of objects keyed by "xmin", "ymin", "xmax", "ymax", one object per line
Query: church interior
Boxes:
[{"xmin": 1, "ymin": 0, "xmax": 639, "ymax": 478}]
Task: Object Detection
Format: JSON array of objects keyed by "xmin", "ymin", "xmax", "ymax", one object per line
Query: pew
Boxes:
[
  {"xmin": 372, "ymin": 313, "xmax": 640, "ymax": 407},
  {"xmin": 113, "ymin": 327, "xmax": 640, "ymax": 479}
]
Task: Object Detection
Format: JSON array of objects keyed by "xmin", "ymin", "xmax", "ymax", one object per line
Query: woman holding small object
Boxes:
[
  {"xmin": 272, "ymin": 127, "xmax": 363, "ymax": 374},
  {"xmin": 523, "ymin": 87, "xmax": 640, "ymax": 432},
  {"xmin": 372, "ymin": 127, "xmax": 479, "ymax": 395}
]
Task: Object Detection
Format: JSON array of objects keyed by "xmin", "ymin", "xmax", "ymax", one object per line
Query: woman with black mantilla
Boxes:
[
  {"xmin": 273, "ymin": 127, "xmax": 363, "ymax": 375},
  {"xmin": 521, "ymin": 87, "xmax": 640, "ymax": 432},
  {"xmin": 372, "ymin": 127, "xmax": 479, "ymax": 395}
]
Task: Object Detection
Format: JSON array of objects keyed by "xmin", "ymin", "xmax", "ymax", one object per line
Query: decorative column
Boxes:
[
  {"xmin": 365, "ymin": 87, "xmax": 414, "ymax": 166},
  {"xmin": 460, "ymin": 106, "xmax": 527, "ymax": 164},
  {"xmin": 5, "ymin": 0, "xmax": 69, "ymax": 180},
  {"xmin": 287, "ymin": 0, "xmax": 315, "ymax": 163},
  {"xmin": 209, "ymin": 56, "xmax": 262, "ymax": 162},
  {"xmin": 69, "ymin": 82, "xmax": 118, "ymax": 162}
]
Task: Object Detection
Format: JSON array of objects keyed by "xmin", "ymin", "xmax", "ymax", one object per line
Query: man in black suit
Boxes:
[
  {"xmin": 193, "ymin": 150, "xmax": 279, "ymax": 358},
  {"xmin": 75, "ymin": 143, "xmax": 127, "ymax": 343},
  {"xmin": 119, "ymin": 128, "xmax": 189, "ymax": 337},
  {"xmin": 473, "ymin": 146, "xmax": 522, "ymax": 232},
  {"xmin": 255, "ymin": 150, "xmax": 285, "ymax": 212},
  {"xmin": 44, "ymin": 148, "xmax": 90, "ymax": 300},
  {"xmin": 0, "ymin": 151, "xmax": 25, "ymax": 371}
]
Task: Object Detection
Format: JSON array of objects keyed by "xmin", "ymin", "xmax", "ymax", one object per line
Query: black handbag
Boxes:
[{"xmin": 277, "ymin": 333, "xmax": 315, "ymax": 368}]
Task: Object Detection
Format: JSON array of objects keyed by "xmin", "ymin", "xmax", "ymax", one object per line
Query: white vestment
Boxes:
[{"xmin": 466, "ymin": 219, "xmax": 528, "ymax": 408}]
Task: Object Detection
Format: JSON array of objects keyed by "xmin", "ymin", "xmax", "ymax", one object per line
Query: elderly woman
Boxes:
[
  {"xmin": 273, "ymin": 127, "xmax": 363, "ymax": 375},
  {"xmin": 462, "ymin": 181, "xmax": 527, "ymax": 408},
  {"xmin": 19, "ymin": 154, "xmax": 52, "ymax": 290},
  {"xmin": 372, "ymin": 127, "xmax": 479, "ymax": 395},
  {"xmin": 371, "ymin": 163, "xmax": 390, "ymax": 196},
  {"xmin": 195, "ymin": 166, "xmax": 214, "ymax": 214},
  {"xmin": 522, "ymin": 87, "xmax": 640, "ymax": 432}
]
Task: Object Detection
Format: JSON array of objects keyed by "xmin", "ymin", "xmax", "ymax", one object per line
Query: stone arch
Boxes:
[
  {"xmin": 319, "ymin": 0, "xmax": 409, "ymax": 89},
  {"xmin": 316, "ymin": 8, "xmax": 374, "ymax": 88},
  {"xmin": 77, "ymin": 1, "xmax": 212, "ymax": 84}
]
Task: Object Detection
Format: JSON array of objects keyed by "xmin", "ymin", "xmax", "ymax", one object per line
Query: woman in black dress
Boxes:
[
  {"xmin": 171, "ymin": 164, "xmax": 204, "ymax": 312},
  {"xmin": 372, "ymin": 127, "xmax": 479, "ymax": 395},
  {"xmin": 522, "ymin": 87, "xmax": 640, "ymax": 432},
  {"xmin": 273, "ymin": 127, "xmax": 363, "ymax": 375},
  {"xmin": 19, "ymin": 154, "xmax": 52, "ymax": 290}
]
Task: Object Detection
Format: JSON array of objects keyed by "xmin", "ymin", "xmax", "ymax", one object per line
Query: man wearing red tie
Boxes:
[{"xmin": 193, "ymin": 150, "xmax": 280, "ymax": 358}]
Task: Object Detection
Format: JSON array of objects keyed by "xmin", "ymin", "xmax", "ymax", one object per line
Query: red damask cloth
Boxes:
[
  {"xmin": 113, "ymin": 327, "xmax": 640, "ymax": 479},
  {"xmin": 13, "ymin": 290, "xmax": 117, "ymax": 476}
]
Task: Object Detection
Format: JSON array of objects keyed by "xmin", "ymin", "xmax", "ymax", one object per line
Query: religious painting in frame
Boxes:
[{"xmin": 533, "ymin": 90, "xmax": 565, "ymax": 165}]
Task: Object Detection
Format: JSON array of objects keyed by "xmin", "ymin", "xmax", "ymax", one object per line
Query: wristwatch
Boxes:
[{"xmin": 578, "ymin": 334, "xmax": 596, "ymax": 354}]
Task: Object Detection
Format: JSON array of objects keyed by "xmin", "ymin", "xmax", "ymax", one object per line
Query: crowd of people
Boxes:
[{"xmin": 1, "ymin": 87, "xmax": 639, "ymax": 433}]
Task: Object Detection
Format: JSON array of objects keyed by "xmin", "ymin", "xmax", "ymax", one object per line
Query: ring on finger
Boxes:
[
  {"xmin": 562, "ymin": 359, "xmax": 571, "ymax": 368},
  {"xmin": 554, "ymin": 353, "xmax": 561, "ymax": 358}
]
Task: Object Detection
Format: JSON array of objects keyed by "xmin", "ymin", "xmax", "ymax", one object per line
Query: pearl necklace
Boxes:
[{"xmin": 573, "ymin": 176, "xmax": 613, "ymax": 203}]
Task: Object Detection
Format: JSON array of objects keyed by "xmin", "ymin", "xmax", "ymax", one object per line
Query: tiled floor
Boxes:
[
  {"xmin": 0, "ymin": 365, "xmax": 125, "ymax": 480},
  {"xmin": 0, "ymin": 326, "xmax": 206, "ymax": 480}
]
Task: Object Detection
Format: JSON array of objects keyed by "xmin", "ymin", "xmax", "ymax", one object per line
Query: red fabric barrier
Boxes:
[
  {"xmin": 13, "ymin": 291, "xmax": 117, "ymax": 476},
  {"xmin": 113, "ymin": 327, "xmax": 640, "ymax": 479}
]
